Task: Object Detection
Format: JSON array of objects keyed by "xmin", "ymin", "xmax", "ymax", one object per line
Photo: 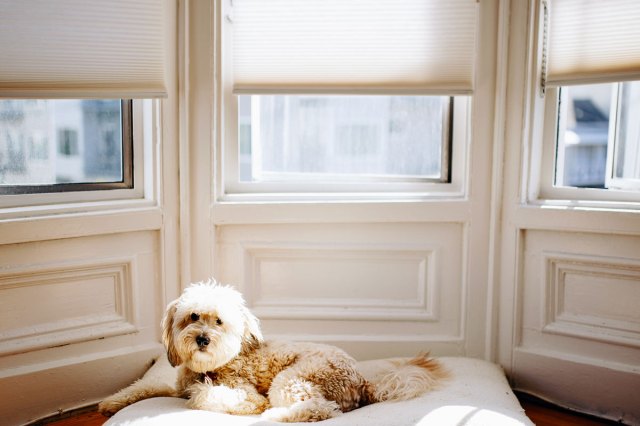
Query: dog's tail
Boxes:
[{"xmin": 362, "ymin": 353, "xmax": 448, "ymax": 403}]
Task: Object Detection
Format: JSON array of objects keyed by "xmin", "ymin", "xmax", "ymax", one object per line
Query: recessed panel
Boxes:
[
  {"xmin": 562, "ymin": 270, "xmax": 640, "ymax": 325},
  {"xmin": 216, "ymin": 222, "xmax": 464, "ymax": 347},
  {"xmin": 246, "ymin": 246, "xmax": 433, "ymax": 320},
  {"xmin": 0, "ymin": 259, "xmax": 135, "ymax": 355},
  {"xmin": 520, "ymin": 229, "xmax": 640, "ymax": 358},
  {"xmin": 544, "ymin": 254, "xmax": 640, "ymax": 344}
]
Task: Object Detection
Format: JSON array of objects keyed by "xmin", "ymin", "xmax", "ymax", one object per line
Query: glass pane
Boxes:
[
  {"xmin": 615, "ymin": 82, "xmax": 640, "ymax": 181},
  {"xmin": 556, "ymin": 84, "xmax": 612, "ymax": 189},
  {"xmin": 0, "ymin": 100, "xmax": 123, "ymax": 186},
  {"xmin": 238, "ymin": 95, "xmax": 449, "ymax": 183}
]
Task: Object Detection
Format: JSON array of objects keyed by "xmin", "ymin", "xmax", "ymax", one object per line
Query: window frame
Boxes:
[
  {"xmin": 0, "ymin": 100, "xmax": 153, "ymax": 212},
  {"xmin": 529, "ymin": 0, "xmax": 640, "ymax": 209},
  {"xmin": 606, "ymin": 83, "xmax": 640, "ymax": 192},
  {"xmin": 217, "ymin": 2, "xmax": 471, "ymax": 202},
  {"xmin": 537, "ymin": 85, "xmax": 640, "ymax": 205},
  {"xmin": 221, "ymin": 93, "xmax": 469, "ymax": 201}
]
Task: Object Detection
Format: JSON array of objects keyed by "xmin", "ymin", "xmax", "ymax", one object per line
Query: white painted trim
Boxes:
[
  {"xmin": 497, "ymin": 0, "xmax": 539, "ymax": 376},
  {"xmin": 212, "ymin": 200, "xmax": 473, "ymax": 225},
  {"xmin": 512, "ymin": 205, "xmax": 640, "ymax": 235},
  {"xmin": 181, "ymin": 0, "xmax": 215, "ymax": 283},
  {"xmin": 0, "ymin": 206, "xmax": 162, "ymax": 245},
  {"xmin": 484, "ymin": 0, "xmax": 511, "ymax": 362}
]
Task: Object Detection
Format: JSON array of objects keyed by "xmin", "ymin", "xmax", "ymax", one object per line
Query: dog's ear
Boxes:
[
  {"xmin": 241, "ymin": 305, "xmax": 263, "ymax": 345},
  {"xmin": 161, "ymin": 299, "xmax": 182, "ymax": 367}
]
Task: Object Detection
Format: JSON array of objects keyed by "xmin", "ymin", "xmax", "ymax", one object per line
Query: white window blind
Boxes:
[
  {"xmin": 0, "ymin": 0, "xmax": 167, "ymax": 99},
  {"xmin": 231, "ymin": 0, "xmax": 478, "ymax": 95},
  {"xmin": 546, "ymin": 0, "xmax": 640, "ymax": 87}
]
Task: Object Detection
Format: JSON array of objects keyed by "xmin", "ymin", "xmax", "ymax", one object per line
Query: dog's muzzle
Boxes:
[{"xmin": 196, "ymin": 334, "xmax": 210, "ymax": 347}]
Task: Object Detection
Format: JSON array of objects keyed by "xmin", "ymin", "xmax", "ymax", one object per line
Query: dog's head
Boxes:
[{"xmin": 161, "ymin": 280, "xmax": 263, "ymax": 373}]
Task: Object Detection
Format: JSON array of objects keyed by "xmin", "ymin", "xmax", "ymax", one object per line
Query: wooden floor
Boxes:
[
  {"xmin": 516, "ymin": 394, "xmax": 621, "ymax": 426},
  {"xmin": 34, "ymin": 393, "xmax": 620, "ymax": 426}
]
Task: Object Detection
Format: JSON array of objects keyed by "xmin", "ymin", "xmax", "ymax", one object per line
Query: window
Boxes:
[
  {"xmin": 0, "ymin": 100, "xmax": 132, "ymax": 194},
  {"xmin": 0, "ymin": 0, "xmax": 166, "ymax": 209},
  {"xmin": 238, "ymin": 95, "xmax": 453, "ymax": 185},
  {"xmin": 536, "ymin": 0, "xmax": 640, "ymax": 203},
  {"xmin": 220, "ymin": 0, "xmax": 477, "ymax": 199},
  {"xmin": 554, "ymin": 82, "xmax": 640, "ymax": 191}
]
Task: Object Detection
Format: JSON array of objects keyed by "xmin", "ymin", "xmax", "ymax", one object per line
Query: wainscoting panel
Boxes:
[
  {"xmin": 215, "ymin": 222, "xmax": 465, "ymax": 358},
  {"xmin": 0, "ymin": 231, "xmax": 164, "ymax": 424},
  {"xmin": 0, "ymin": 258, "xmax": 136, "ymax": 356},
  {"xmin": 543, "ymin": 254, "xmax": 640, "ymax": 347},
  {"xmin": 512, "ymin": 229, "xmax": 640, "ymax": 423},
  {"xmin": 244, "ymin": 244, "xmax": 436, "ymax": 321}
]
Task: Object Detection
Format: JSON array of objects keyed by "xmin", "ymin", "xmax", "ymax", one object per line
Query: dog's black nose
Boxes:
[{"xmin": 196, "ymin": 335, "xmax": 210, "ymax": 347}]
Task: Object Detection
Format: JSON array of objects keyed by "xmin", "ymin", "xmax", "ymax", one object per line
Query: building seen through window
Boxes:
[
  {"xmin": 0, "ymin": 99, "xmax": 124, "ymax": 187},
  {"xmin": 238, "ymin": 95, "xmax": 450, "ymax": 184},
  {"xmin": 556, "ymin": 82, "xmax": 640, "ymax": 190}
]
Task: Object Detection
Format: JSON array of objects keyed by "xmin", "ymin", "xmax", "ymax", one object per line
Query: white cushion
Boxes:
[{"xmin": 105, "ymin": 357, "xmax": 533, "ymax": 426}]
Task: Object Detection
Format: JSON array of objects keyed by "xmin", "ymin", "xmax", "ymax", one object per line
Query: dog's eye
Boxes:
[
  {"xmin": 190, "ymin": 313, "xmax": 200, "ymax": 321},
  {"xmin": 216, "ymin": 318, "xmax": 223, "ymax": 325}
]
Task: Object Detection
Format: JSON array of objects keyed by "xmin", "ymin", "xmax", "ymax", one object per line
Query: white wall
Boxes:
[
  {"xmin": 183, "ymin": 0, "xmax": 501, "ymax": 362},
  {"xmin": 498, "ymin": 1, "xmax": 640, "ymax": 424},
  {"xmin": 0, "ymin": 4, "xmax": 181, "ymax": 425}
]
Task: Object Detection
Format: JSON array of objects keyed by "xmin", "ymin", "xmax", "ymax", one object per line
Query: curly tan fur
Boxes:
[{"xmin": 99, "ymin": 280, "xmax": 447, "ymax": 422}]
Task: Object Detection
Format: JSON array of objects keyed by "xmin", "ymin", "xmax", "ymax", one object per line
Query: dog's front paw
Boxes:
[
  {"xmin": 98, "ymin": 397, "xmax": 127, "ymax": 417},
  {"xmin": 262, "ymin": 399, "xmax": 341, "ymax": 423},
  {"xmin": 187, "ymin": 382, "xmax": 269, "ymax": 415},
  {"xmin": 187, "ymin": 383, "xmax": 247, "ymax": 412}
]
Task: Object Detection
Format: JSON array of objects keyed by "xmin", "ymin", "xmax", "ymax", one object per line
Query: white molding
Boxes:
[
  {"xmin": 543, "ymin": 253, "xmax": 640, "ymax": 348},
  {"xmin": 513, "ymin": 204, "xmax": 640, "ymax": 236},
  {"xmin": 212, "ymin": 200, "xmax": 472, "ymax": 225},
  {"xmin": 0, "ymin": 257, "xmax": 137, "ymax": 356},
  {"xmin": 497, "ymin": 0, "xmax": 538, "ymax": 373},
  {"xmin": 242, "ymin": 243, "xmax": 437, "ymax": 322},
  {"xmin": 0, "ymin": 206, "xmax": 163, "ymax": 245},
  {"xmin": 512, "ymin": 347, "xmax": 640, "ymax": 424},
  {"xmin": 269, "ymin": 334, "xmax": 465, "ymax": 344},
  {"xmin": 484, "ymin": 0, "xmax": 512, "ymax": 362},
  {"xmin": 0, "ymin": 343, "xmax": 162, "ymax": 425}
]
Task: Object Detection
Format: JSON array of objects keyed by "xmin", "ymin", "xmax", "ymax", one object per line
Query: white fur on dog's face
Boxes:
[{"xmin": 161, "ymin": 281, "xmax": 263, "ymax": 373}]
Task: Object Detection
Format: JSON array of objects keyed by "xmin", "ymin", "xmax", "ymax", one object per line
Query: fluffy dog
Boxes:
[{"xmin": 100, "ymin": 280, "xmax": 447, "ymax": 422}]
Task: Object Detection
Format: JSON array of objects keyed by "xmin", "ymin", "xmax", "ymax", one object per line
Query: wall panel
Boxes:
[
  {"xmin": 0, "ymin": 231, "xmax": 164, "ymax": 423},
  {"xmin": 215, "ymin": 222, "xmax": 465, "ymax": 358},
  {"xmin": 0, "ymin": 258, "xmax": 136, "ymax": 356},
  {"xmin": 512, "ymin": 229, "xmax": 640, "ymax": 423}
]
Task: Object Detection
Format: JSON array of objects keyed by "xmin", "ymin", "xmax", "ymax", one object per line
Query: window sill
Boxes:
[
  {"xmin": 514, "ymin": 202, "xmax": 640, "ymax": 236},
  {"xmin": 212, "ymin": 196, "xmax": 471, "ymax": 225},
  {"xmin": 0, "ymin": 201, "xmax": 162, "ymax": 245},
  {"xmin": 528, "ymin": 196, "xmax": 640, "ymax": 213}
]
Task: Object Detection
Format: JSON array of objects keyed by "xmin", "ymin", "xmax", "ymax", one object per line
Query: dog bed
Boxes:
[{"xmin": 104, "ymin": 356, "xmax": 533, "ymax": 426}]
